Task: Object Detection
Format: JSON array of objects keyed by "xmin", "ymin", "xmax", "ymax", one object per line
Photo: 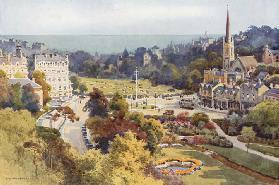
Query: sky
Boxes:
[{"xmin": 0, "ymin": 0, "xmax": 278, "ymax": 35}]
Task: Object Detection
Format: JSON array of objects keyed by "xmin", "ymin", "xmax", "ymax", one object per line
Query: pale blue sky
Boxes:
[{"xmin": 0, "ymin": 0, "xmax": 278, "ymax": 35}]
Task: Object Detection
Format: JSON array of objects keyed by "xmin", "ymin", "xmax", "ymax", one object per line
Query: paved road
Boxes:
[
  {"xmin": 129, "ymin": 96, "xmax": 225, "ymax": 119},
  {"xmin": 212, "ymin": 121, "xmax": 279, "ymax": 162},
  {"xmin": 60, "ymin": 96, "xmax": 89, "ymax": 154}
]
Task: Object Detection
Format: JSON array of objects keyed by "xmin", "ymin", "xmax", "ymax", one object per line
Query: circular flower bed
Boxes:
[{"xmin": 155, "ymin": 158, "xmax": 203, "ymax": 175}]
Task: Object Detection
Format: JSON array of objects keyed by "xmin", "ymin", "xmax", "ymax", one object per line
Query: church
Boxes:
[
  {"xmin": 222, "ymin": 6, "xmax": 258, "ymax": 77},
  {"xmin": 198, "ymin": 6, "xmax": 265, "ymax": 112}
]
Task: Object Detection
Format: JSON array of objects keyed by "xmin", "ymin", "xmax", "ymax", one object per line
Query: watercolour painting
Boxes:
[{"xmin": 0, "ymin": 0, "xmax": 278, "ymax": 185}]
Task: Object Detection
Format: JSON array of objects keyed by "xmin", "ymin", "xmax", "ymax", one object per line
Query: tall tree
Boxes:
[
  {"xmin": 32, "ymin": 70, "xmax": 51, "ymax": 105},
  {"xmin": 241, "ymin": 127, "xmax": 256, "ymax": 152},
  {"xmin": 0, "ymin": 77, "xmax": 11, "ymax": 108},
  {"xmin": 21, "ymin": 84, "xmax": 40, "ymax": 112},
  {"xmin": 78, "ymin": 83, "xmax": 88, "ymax": 94},
  {"xmin": 70, "ymin": 76, "xmax": 80, "ymax": 91},
  {"xmin": 85, "ymin": 88, "xmax": 109, "ymax": 117},
  {"xmin": 110, "ymin": 92, "xmax": 129, "ymax": 119},
  {"xmin": 248, "ymin": 101, "xmax": 279, "ymax": 139},
  {"xmin": 10, "ymin": 83, "xmax": 24, "ymax": 110}
]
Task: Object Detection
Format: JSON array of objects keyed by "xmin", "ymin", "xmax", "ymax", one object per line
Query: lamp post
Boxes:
[{"xmin": 134, "ymin": 67, "xmax": 139, "ymax": 107}]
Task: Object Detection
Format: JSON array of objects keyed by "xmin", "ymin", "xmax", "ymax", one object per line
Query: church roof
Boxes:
[{"xmin": 238, "ymin": 56, "xmax": 258, "ymax": 70}]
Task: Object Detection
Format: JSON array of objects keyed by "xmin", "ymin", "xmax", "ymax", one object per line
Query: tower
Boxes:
[
  {"xmin": 16, "ymin": 45, "xmax": 23, "ymax": 58},
  {"xmin": 223, "ymin": 5, "xmax": 235, "ymax": 70}
]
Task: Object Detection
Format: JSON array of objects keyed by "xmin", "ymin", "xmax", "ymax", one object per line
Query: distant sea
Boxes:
[{"xmin": 0, "ymin": 35, "xmax": 221, "ymax": 54}]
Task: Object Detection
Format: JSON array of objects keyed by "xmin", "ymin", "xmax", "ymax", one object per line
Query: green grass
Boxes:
[
  {"xmin": 79, "ymin": 77, "xmax": 181, "ymax": 96},
  {"xmin": 247, "ymin": 143, "xmax": 279, "ymax": 158},
  {"xmin": 205, "ymin": 145, "xmax": 279, "ymax": 179},
  {"xmin": 159, "ymin": 147, "xmax": 265, "ymax": 185}
]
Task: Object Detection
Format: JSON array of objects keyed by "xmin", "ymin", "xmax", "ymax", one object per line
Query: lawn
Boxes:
[
  {"xmin": 159, "ymin": 147, "xmax": 265, "ymax": 185},
  {"xmin": 247, "ymin": 143, "xmax": 279, "ymax": 158},
  {"xmin": 79, "ymin": 77, "xmax": 181, "ymax": 96},
  {"xmin": 205, "ymin": 145, "xmax": 279, "ymax": 179}
]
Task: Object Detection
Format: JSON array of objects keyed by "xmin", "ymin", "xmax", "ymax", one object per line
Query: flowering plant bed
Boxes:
[{"xmin": 156, "ymin": 158, "xmax": 203, "ymax": 175}]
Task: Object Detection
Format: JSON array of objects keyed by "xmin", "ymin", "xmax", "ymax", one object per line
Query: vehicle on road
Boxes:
[{"xmin": 179, "ymin": 98, "xmax": 195, "ymax": 110}]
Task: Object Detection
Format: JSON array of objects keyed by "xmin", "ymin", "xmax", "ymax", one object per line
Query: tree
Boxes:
[
  {"xmin": 85, "ymin": 88, "xmax": 109, "ymax": 117},
  {"xmin": 0, "ymin": 77, "xmax": 11, "ymax": 108},
  {"xmin": 78, "ymin": 83, "xmax": 88, "ymax": 94},
  {"xmin": 21, "ymin": 84, "xmax": 41, "ymax": 112},
  {"xmin": 140, "ymin": 118, "xmax": 164, "ymax": 154},
  {"xmin": 70, "ymin": 76, "xmax": 80, "ymax": 91},
  {"xmin": 192, "ymin": 112, "xmax": 209, "ymax": 127},
  {"xmin": 0, "ymin": 109, "xmax": 62, "ymax": 184},
  {"xmin": 247, "ymin": 101, "xmax": 279, "ymax": 139},
  {"xmin": 109, "ymin": 131, "xmax": 150, "ymax": 172},
  {"xmin": 86, "ymin": 117, "xmax": 146, "ymax": 153},
  {"xmin": 110, "ymin": 92, "xmax": 129, "ymax": 119},
  {"xmin": 241, "ymin": 127, "xmax": 256, "ymax": 152},
  {"xmin": 83, "ymin": 60, "xmax": 101, "ymax": 77},
  {"xmin": 32, "ymin": 70, "xmax": 51, "ymax": 105},
  {"xmin": 0, "ymin": 69, "xmax": 7, "ymax": 78},
  {"xmin": 76, "ymin": 132, "xmax": 162, "ymax": 185},
  {"xmin": 10, "ymin": 83, "xmax": 24, "ymax": 110}
]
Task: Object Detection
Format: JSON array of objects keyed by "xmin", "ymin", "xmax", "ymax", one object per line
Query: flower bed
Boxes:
[{"xmin": 156, "ymin": 158, "xmax": 203, "ymax": 175}]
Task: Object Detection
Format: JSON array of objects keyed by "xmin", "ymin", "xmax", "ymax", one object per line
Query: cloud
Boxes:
[{"xmin": 0, "ymin": 0, "xmax": 278, "ymax": 34}]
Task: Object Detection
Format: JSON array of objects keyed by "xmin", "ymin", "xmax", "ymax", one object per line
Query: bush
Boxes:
[
  {"xmin": 178, "ymin": 127, "xmax": 195, "ymax": 136},
  {"xmin": 208, "ymin": 136, "xmax": 233, "ymax": 148}
]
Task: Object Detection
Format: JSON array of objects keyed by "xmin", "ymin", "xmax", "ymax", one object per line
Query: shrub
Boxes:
[{"xmin": 208, "ymin": 136, "xmax": 233, "ymax": 148}]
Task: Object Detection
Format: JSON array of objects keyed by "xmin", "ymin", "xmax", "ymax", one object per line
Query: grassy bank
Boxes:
[
  {"xmin": 247, "ymin": 143, "xmax": 279, "ymax": 158},
  {"xmin": 205, "ymin": 145, "xmax": 279, "ymax": 179},
  {"xmin": 159, "ymin": 147, "xmax": 265, "ymax": 185},
  {"xmin": 79, "ymin": 77, "xmax": 181, "ymax": 96}
]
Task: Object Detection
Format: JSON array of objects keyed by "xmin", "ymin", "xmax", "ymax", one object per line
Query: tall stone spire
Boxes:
[
  {"xmin": 225, "ymin": 5, "xmax": 230, "ymax": 43},
  {"xmin": 223, "ymin": 4, "xmax": 235, "ymax": 70}
]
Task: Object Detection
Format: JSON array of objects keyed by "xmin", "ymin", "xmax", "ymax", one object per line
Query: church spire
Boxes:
[{"xmin": 225, "ymin": 4, "xmax": 230, "ymax": 43}]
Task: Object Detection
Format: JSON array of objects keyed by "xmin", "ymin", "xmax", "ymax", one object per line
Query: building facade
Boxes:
[
  {"xmin": 262, "ymin": 45, "xmax": 279, "ymax": 67},
  {"xmin": 0, "ymin": 46, "xmax": 28, "ymax": 78},
  {"xmin": 198, "ymin": 6, "xmax": 263, "ymax": 112},
  {"xmin": 203, "ymin": 68, "xmax": 243, "ymax": 85},
  {"xmin": 239, "ymin": 82, "xmax": 269, "ymax": 110},
  {"xmin": 34, "ymin": 53, "xmax": 72, "ymax": 98}
]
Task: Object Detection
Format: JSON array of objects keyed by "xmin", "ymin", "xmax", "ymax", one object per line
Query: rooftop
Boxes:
[
  {"xmin": 237, "ymin": 56, "xmax": 258, "ymax": 70},
  {"xmin": 9, "ymin": 78, "xmax": 41, "ymax": 89}
]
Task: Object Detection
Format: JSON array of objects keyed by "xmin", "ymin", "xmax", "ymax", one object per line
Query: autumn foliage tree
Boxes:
[{"xmin": 85, "ymin": 88, "xmax": 109, "ymax": 117}]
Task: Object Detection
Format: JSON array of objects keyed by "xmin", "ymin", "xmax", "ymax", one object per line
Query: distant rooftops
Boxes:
[
  {"xmin": 9, "ymin": 78, "xmax": 41, "ymax": 89},
  {"xmin": 35, "ymin": 53, "xmax": 67, "ymax": 61}
]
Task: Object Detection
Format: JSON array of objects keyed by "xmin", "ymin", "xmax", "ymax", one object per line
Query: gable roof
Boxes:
[
  {"xmin": 9, "ymin": 78, "xmax": 42, "ymax": 89},
  {"xmin": 238, "ymin": 56, "xmax": 258, "ymax": 71}
]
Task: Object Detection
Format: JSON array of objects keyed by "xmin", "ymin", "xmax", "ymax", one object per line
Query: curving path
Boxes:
[{"xmin": 212, "ymin": 121, "xmax": 279, "ymax": 162}]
